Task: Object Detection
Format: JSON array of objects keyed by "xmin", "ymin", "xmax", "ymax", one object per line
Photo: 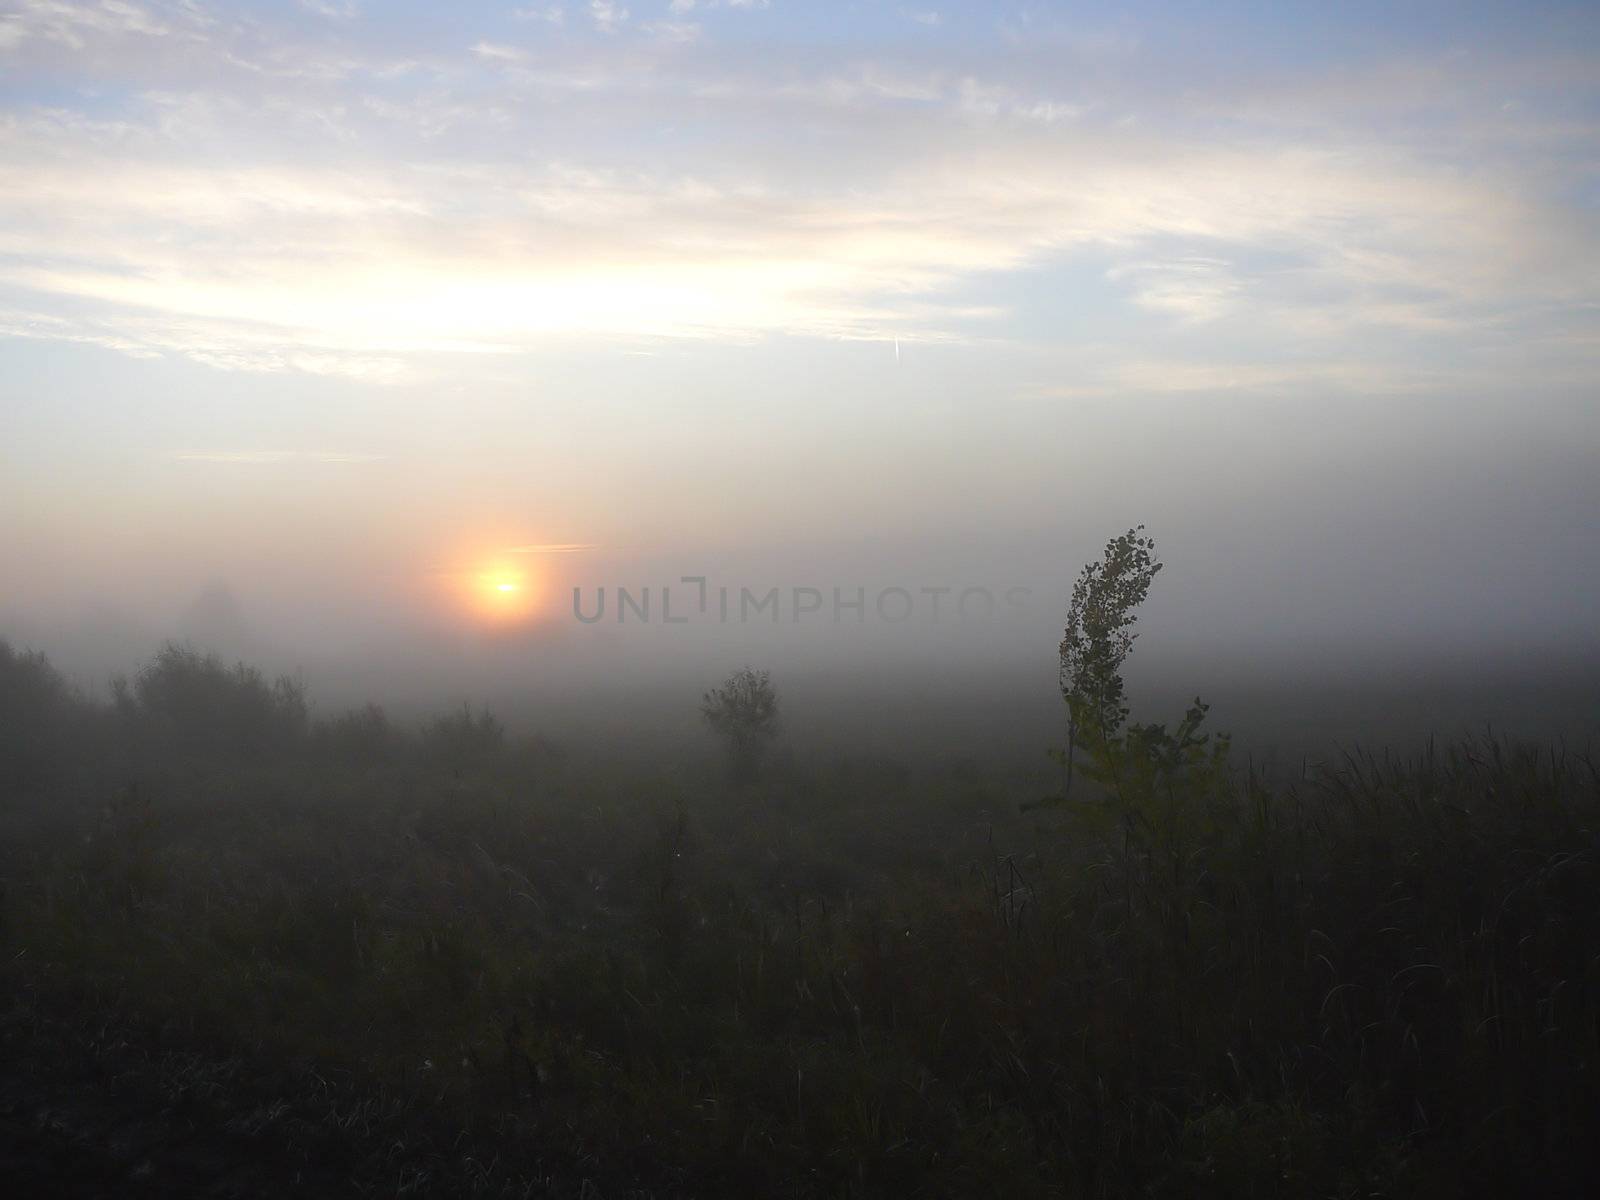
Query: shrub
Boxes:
[
  {"xmin": 312, "ymin": 703, "xmax": 403, "ymax": 763},
  {"xmin": 701, "ymin": 666, "xmax": 780, "ymax": 781},
  {"xmin": 0, "ymin": 640, "xmax": 78, "ymax": 793},
  {"xmin": 423, "ymin": 703, "xmax": 506, "ymax": 773},
  {"xmin": 121, "ymin": 642, "xmax": 307, "ymax": 761}
]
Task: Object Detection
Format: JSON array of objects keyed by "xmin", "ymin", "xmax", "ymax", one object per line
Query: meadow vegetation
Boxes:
[{"xmin": 1, "ymin": 561, "xmax": 1597, "ymax": 1194}]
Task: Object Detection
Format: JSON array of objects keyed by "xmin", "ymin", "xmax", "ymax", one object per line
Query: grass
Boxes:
[{"xmin": 1, "ymin": 640, "xmax": 1598, "ymax": 1196}]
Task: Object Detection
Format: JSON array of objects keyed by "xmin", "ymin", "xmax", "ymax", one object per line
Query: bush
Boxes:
[
  {"xmin": 0, "ymin": 640, "xmax": 79, "ymax": 793},
  {"xmin": 423, "ymin": 703, "xmax": 506, "ymax": 774},
  {"xmin": 120, "ymin": 642, "xmax": 307, "ymax": 761},
  {"xmin": 312, "ymin": 703, "xmax": 403, "ymax": 763}
]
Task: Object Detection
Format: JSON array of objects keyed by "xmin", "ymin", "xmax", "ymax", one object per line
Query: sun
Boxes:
[{"xmin": 467, "ymin": 563, "xmax": 540, "ymax": 624}]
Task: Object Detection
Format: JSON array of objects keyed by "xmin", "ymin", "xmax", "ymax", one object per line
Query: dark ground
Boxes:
[{"xmin": 0, "ymin": 978, "xmax": 651, "ymax": 1199}]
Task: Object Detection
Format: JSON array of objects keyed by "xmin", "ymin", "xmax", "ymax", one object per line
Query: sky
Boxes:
[{"xmin": 0, "ymin": 1, "xmax": 1597, "ymax": 722}]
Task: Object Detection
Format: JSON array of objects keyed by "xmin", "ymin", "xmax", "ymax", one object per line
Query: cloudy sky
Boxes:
[{"xmin": 1, "ymin": 1, "xmax": 1596, "ymax": 685}]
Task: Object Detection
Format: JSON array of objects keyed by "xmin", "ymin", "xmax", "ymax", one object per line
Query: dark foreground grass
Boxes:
[{"xmin": 2, "ymin": 642, "xmax": 1599, "ymax": 1196}]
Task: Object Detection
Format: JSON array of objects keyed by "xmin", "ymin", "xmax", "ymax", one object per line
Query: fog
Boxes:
[
  {"xmin": 8, "ymin": 426, "xmax": 1596, "ymax": 766},
  {"xmin": 5, "ymin": 5, "xmax": 1600, "ymax": 1193},
  {"xmin": 4, "ymin": 4, "xmax": 1597, "ymax": 767},
  {"xmin": 8, "ymin": 373, "xmax": 1599, "ymax": 764}
]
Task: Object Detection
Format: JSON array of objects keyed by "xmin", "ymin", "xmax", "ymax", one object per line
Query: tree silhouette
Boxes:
[
  {"xmin": 1056, "ymin": 526, "xmax": 1161, "ymax": 800},
  {"xmin": 700, "ymin": 666, "xmax": 779, "ymax": 782}
]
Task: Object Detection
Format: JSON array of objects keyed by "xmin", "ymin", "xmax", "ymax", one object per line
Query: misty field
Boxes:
[{"xmin": 2, "ymin": 637, "xmax": 1598, "ymax": 1198}]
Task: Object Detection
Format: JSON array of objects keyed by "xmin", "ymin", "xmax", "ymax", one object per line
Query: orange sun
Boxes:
[{"xmin": 467, "ymin": 563, "xmax": 540, "ymax": 624}]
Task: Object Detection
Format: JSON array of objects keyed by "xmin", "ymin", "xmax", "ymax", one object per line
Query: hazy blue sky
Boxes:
[{"xmin": 1, "ymin": 1, "xmax": 1596, "ymax": 692}]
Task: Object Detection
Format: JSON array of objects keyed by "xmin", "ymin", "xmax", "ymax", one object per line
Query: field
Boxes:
[{"xmin": 2, "ymin": 640, "xmax": 1599, "ymax": 1197}]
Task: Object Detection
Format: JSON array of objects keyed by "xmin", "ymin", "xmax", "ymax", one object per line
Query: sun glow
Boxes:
[{"xmin": 467, "ymin": 563, "xmax": 540, "ymax": 624}]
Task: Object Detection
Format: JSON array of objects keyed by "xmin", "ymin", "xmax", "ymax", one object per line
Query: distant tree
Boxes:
[
  {"xmin": 1055, "ymin": 527, "xmax": 1162, "ymax": 800},
  {"xmin": 701, "ymin": 666, "xmax": 779, "ymax": 781}
]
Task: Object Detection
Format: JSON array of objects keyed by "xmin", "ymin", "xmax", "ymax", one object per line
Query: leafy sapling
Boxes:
[
  {"xmin": 701, "ymin": 666, "xmax": 780, "ymax": 782},
  {"xmin": 1054, "ymin": 526, "xmax": 1162, "ymax": 801},
  {"xmin": 1037, "ymin": 526, "xmax": 1230, "ymax": 818}
]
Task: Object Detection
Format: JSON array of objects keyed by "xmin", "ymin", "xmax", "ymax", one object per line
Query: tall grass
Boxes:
[{"xmin": 1, "ymin": 639, "xmax": 1597, "ymax": 1196}]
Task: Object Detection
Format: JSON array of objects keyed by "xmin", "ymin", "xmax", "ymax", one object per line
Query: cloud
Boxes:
[
  {"xmin": 1022, "ymin": 357, "xmax": 1463, "ymax": 401},
  {"xmin": 669, "ymin": 0, "xmax": 769, "ymax": 11},
  {"xmin": 0, "ymin": 304, "xmax": 412, "ymax": 381},
  {"xmin": 173, "ymin": 451, "xmax": 385, "ymax": 464},
  {"xmin": 644, "ymin": 19, "xmax": 700, "ymax": 44},
  {"xmin": 513, "ymin": 4, "xmax": 565, "ymax": 24},
  {"xmin": 0, "ymin": 32, "xmax": 1593, "ymax": 386},
  {"xmin": 297, "ymin": 0, "xmax": 360, "ymax": 20},
  {"xmin": 1108, "ymin": 258, "xmax": 1243, "ymax": 323},
  {"xmin": 0, "ymin": 0, "xmax": 176, "ymax": 50},
  {"xmin": 589, "ymin": 1, "xmax": 628, "ymax": 34},
  {"xmin": 0, "ymin": 129, "xmax": 1587, "ymax": 374},
  {"xmin": 472, "ymin": 41, "xmax": 528, "ymax": 62}
]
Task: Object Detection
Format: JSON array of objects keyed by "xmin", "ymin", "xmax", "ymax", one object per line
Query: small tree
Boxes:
[
  {"xmin": 1055, "ymin": 526, "xmax": 1162, "ymax": 800},
  {"xmin": 1042, "ymin": 526, "xmax": 1229, "ymax": 819},
  {"xmin": 701, "ymin": 666, "xmax": 779, "ymax": 781}
]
